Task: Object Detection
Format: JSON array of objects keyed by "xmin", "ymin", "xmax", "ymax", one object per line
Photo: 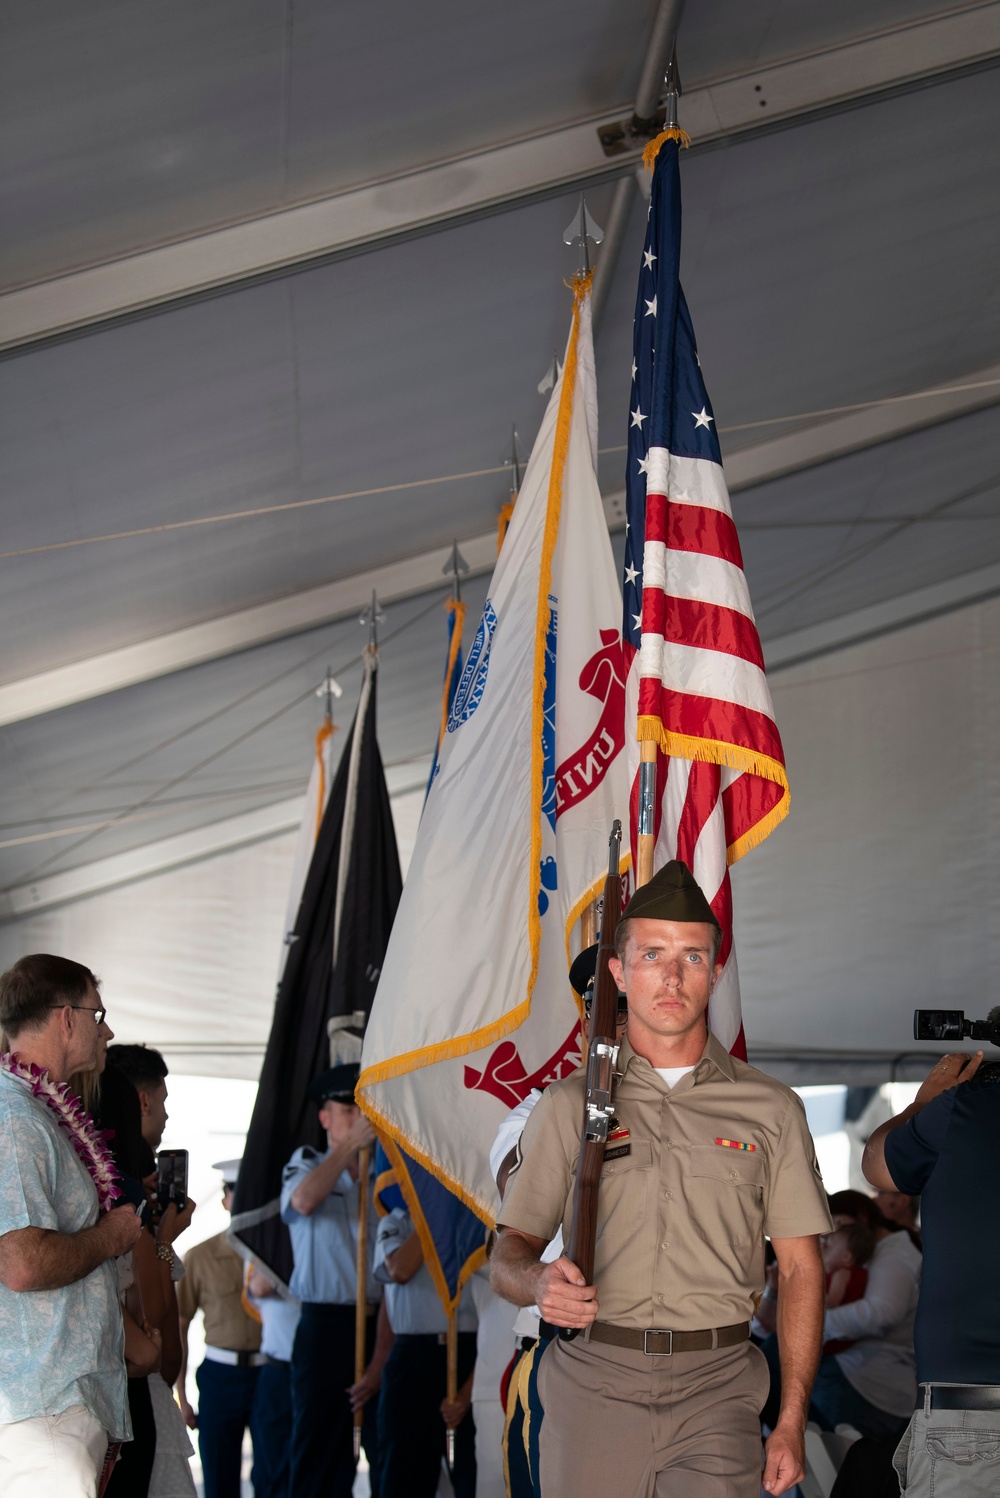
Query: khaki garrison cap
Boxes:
[{"xmin": 621, "ymin": 860, "xmax": 721, "ymax": 930}]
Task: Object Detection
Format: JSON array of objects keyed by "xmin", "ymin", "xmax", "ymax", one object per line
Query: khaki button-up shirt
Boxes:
[
  {"xmin": 176, "ymin": 1231, "xmax": 261, "ymax": 1352},
  {"xmin": 499, "ymin": 1031, "xmax": 832, "ymax": 1331}
]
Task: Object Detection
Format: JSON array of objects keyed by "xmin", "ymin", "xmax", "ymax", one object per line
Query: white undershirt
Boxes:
[{"xmin": 653, "ymin": 1065, "xmax": 696, "ymax": 1089}]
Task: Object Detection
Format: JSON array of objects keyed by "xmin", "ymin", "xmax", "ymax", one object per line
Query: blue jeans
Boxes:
[{"xmin": 195, "ymin": 1359, "xmax": 260, "ymax": 1498}]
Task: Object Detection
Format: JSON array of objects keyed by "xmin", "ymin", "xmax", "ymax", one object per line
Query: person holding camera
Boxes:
[{"xmin": 863, "ymin": 1048, "xmax": 998, "ymax": 1496}]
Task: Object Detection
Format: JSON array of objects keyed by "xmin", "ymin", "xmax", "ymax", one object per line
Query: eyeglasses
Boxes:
[{"xmin": 64, "ymin": 1004, "xmax": 108, "ymax": 1026}]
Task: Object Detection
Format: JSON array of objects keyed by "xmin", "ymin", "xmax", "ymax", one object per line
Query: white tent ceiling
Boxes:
[{"xmin": 1, "ymin": 0, "xmax": 999, "ymax": 1076}]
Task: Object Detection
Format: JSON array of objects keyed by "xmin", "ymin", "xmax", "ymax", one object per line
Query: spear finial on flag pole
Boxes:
[
  {"xmin": 498, "ymin": 427, "xmax": 523, "ymax": 551},
  {"xmin": 360, "ymin": 590, "xmax": 386, "ymax": 656},
  {"xmin": 315, "ymin": 667, "xmax": 344, "ymax": 725},
  {"xmin": 537, "ymin": 352, "xmax": 562, "ymax": 396},
  {"xmin": 643, "ymin": 48, "xmax": 691, "ymax": 167},
  {"xmin": 563, "ymin": 195, "xmax": 605, "ymax": 280},
  {"xmin": 443, "ymin": 540, "xmax": 469, "ymax": 603}
]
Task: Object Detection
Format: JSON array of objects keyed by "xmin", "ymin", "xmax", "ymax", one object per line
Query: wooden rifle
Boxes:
[{"xmin": 558, "ymin": 819, "xmax": 623, "ymax": 1341}]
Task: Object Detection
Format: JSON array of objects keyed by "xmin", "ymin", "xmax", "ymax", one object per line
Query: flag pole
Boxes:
[
  {"xmin": 636, "ymin": 739, "xmax": 657, "ymax": 887},
  {"xmin": 353, "ymin": 1143, "xmax": 371, "ymax": 1460},
  {"xmin": 352, "ymin": 593, "xmax": 385, "ymax": 1460},
  {"xmin": 445, "ymin": 1307, "xmax": 458, "ymax": 1470}
]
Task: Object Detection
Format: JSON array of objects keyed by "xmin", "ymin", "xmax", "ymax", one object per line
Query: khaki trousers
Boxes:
[
  {"xmin": 536, "ymin": 1335, "xmax": 769, "ymax": 1498},
  {"xmin": 0, "ymin": 1404, "xmax": 107, "ymax": 1498}
]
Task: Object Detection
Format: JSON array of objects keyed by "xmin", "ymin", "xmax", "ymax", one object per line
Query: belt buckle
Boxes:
[{"xmin": 643, "ymin": 1328, "xmax": 673, "ymax": 1357}]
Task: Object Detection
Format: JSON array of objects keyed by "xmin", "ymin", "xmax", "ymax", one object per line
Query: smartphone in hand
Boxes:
[{"xmin": 156, "ymin": 1149, "xmax": 189, "ymax": 1213}]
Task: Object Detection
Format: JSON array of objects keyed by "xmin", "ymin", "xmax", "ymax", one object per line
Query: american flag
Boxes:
[{"xmin": 622, "ymin": 139, "xmax": 790, "ymax": 1059}]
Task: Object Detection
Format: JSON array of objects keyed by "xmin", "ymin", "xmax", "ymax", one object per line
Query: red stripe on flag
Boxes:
[
  {"xmin": 667, "ymin": 503, "xmax": 744, "ymax": 569},
  {"xmin": 644, "ymin": 491, "xmax": 667, "ymax": 541},
  {"xmin": 659, "ymin": 596, "xmax": 765, "ymax": 670},
  {"xmin": 675, "ymin": 759, "xmax": 719, "ymax": 868},
  {"xmin": 635, "ymin": 685, "xmax": 786, "ymax": 767},
  {"xmin": 643, "ymin": 491, "xmax": 744, "ymax": 570},
  {"xmin": 722, "ymin": 769, "xmax": 786, "ymax": 840}
]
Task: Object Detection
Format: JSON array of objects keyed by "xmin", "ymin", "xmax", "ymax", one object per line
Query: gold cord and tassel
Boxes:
[{"xmin": 642, "ymin": 126, "xmax": 691, "ymax": 171}]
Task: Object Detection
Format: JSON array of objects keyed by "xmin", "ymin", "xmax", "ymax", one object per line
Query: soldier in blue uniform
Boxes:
[
  {"xmin": 373, "ymin": 1205, "xmax": 478, "ymax": 1497},
  {"xmin": 281, "ymin": 1064, "xmax": 392, "ymax": 1498}
]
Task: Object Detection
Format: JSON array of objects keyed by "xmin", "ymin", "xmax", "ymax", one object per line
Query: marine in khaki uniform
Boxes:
[{"xmin": 491, "ymin": 861, "xmax": 833, "ymax": 1498}]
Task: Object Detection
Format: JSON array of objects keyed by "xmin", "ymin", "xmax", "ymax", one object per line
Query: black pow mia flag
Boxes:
[{"xmin": 230, "ymin": 654, "xmax": 402, "ymax": 1288}]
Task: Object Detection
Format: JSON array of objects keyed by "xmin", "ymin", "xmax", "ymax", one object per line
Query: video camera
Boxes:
[{"xmin": 914, "ymin": 1008, "xmax": 1000, "ymax": 1047}]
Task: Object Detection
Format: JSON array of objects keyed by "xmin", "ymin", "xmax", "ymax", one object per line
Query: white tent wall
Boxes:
[
  {"xmin": 0, "ymin": 786, "xmax": 425, "ymax": 1079},
  {"xmin": 0, "ymin": 600, "xmax": 996, "ymax": 1086},
  {"xmin": 735, "ymin": 593, "xmax": 1000, "ymax": 1080}
]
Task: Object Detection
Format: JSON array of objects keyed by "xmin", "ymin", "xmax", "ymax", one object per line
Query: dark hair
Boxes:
[
  {"xmin": 93, "ymin": 1066, "xmax": 154, "ymax": 1182},
  {"xmin": 0, "ymin": 954, "xmax": 100, "ymax": 1041},
  {"xmin": 836, "ymin": 1221, "xmax": 876, "ymax": 1267},
  {"xmin": 827, "ymin": 1190, "xmax": 888, "ymax": 1233},
  {"xmin": 106, "ymin": 1043, "xmax": 169, "ymax": 1094}
]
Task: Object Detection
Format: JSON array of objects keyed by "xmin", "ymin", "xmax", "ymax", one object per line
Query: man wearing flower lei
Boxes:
[{"xmin": 0, "ymin": 953, "xmax": 143, "ymax": 1497}]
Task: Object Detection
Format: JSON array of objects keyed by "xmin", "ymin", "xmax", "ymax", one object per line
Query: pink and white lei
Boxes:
[{"xmin": 0, "ymin": 1051, "xmax": 122, "ymax": 1212}]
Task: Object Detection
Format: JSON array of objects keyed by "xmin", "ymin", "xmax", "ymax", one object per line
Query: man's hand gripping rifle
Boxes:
[{"xmin": 558, "ymin": 819, "xmax": 624, "ymax": 1342}]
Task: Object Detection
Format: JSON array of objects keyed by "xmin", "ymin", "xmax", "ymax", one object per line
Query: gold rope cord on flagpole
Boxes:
[{"xmin": 353, "ymin": 1144, "xmax": 371, "ymax": 1461}]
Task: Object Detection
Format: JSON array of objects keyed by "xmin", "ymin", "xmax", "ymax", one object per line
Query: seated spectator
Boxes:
[
  {"xmin": 872, "ymin": 1187, "xmax": 921, "ymax": 1244},
  {"xmin": 760, "ymin": 1190, "xmax": 920, "ymax": 1444},
  {"xmin": 812, "ymin": 1190, "xmax": 921, "ymax": 1441},
  {"xmin": 821, "ymin": 1221, "xmax": 875, "ymax": 1354}
]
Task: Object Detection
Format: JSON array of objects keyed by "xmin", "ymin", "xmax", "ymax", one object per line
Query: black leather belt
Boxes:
[
  {"xmin": 919, "ymin": 1384, "xmax": 1000, "ymax": 1412},
  {"xmin": 589, "ymin": 1321, "xmax": 750, "ymax": 1356}
]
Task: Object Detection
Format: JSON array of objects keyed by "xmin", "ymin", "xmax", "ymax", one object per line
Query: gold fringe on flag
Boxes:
[
  {"xmin": 437, "ymin": 597, "xmax": 467, "ymax": 750},
  {"xmin": 643, "ymin": 126, "xmax": 692, "ymax": 170}
]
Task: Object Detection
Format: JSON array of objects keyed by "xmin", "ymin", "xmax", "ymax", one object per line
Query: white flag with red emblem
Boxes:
[{"xmin": 359, "ymin": 282, "xmax": 629, "ymax": 1220}]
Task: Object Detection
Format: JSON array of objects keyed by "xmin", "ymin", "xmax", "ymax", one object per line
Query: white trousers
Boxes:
[{"xmin": 0, "ymin": 1404, "xmax": 107, "ymax": 1498}]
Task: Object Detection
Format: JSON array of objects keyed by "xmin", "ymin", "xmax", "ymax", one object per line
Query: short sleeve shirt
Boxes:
[
  {"xmin": 176, "ymin": 1232, "xmax": 261, "ymax": 1352},
  {"xmin": 280, "ymin": 1147, "xmax": 381, "ymax": 1307},
  {"xmin": 884, "ymin": 1079, "xmax": 1000, "ymax": 1383},
  {"xmin": 0, "ymin": 1071, "xmax": 129, "ymax": 1438},
  {"xmin": 499, "ymin": 1031, "xmax": 832, "ymax": 1330},
  {"xmin": 372, "ymin": 1209, "xmax": 477, "ymax": 1335}
]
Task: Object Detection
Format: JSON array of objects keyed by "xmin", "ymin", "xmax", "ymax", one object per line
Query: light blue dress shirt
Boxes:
[
  {"xmin": 280, "ymin": 1146, "xmax": 381, "ymax": 1307},
  {"xmin": 0, "ymin": 1071, "xmax": 129, "ymax": 1439},
  {"xmin": 372, "ymin": 1209, "xmax": 478, "ymax": 1335}
]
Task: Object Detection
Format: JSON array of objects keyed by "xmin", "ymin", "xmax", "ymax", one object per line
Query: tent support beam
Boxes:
[
  {"xmin": 2, "ymin": 3, "xmax": 998, "ymax": 352},
  {"xmin": 0, "ymin": 361, "xmax": 996, "ymax": 728}
]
